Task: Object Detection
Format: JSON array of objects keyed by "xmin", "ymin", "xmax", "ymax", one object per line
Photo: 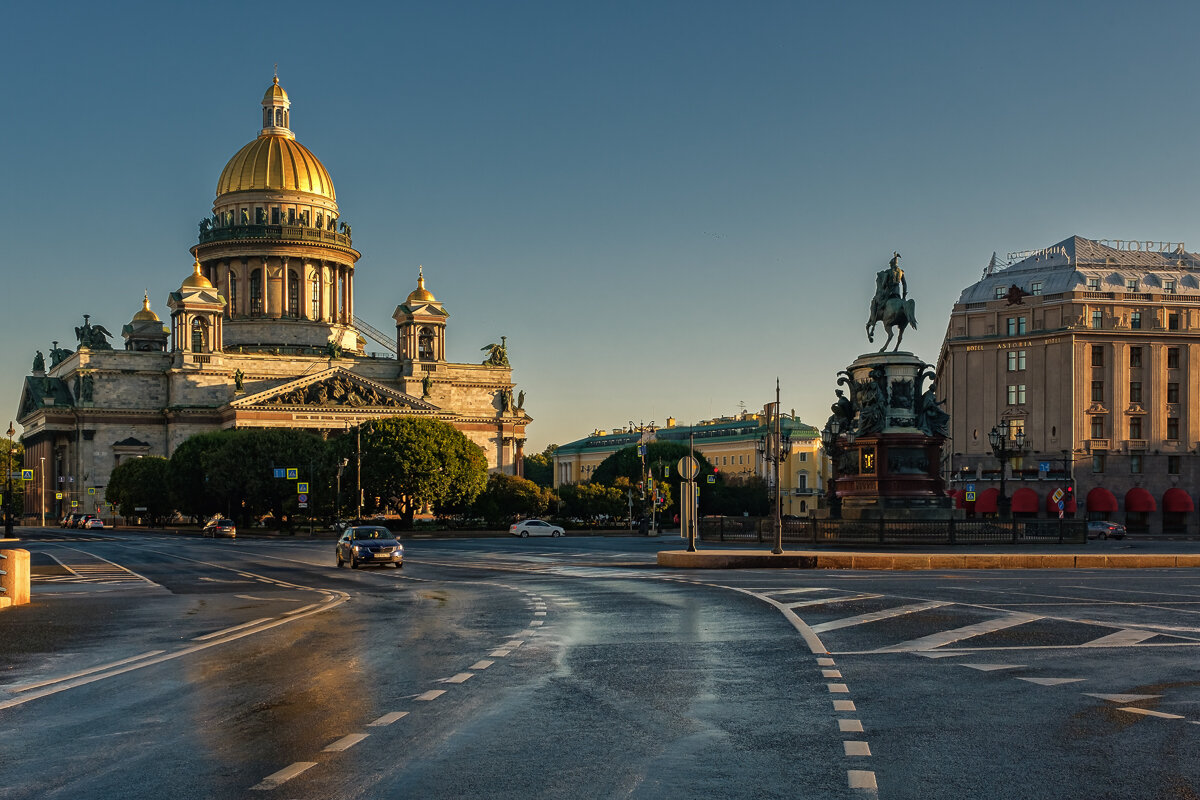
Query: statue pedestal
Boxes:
[{"xmin": 832, "ymin": 351, "xmax": 951, "ymax": 519}]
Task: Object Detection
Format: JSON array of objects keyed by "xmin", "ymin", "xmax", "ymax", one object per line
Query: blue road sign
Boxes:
[
  {"xmin": 1039, "ymin": 461, "xmax": 1051, "ymax": 472},
  {"xmin": 286, "ymin": 468, "xmax": 298, "ymax": 480},
  {"xmin": 966, "ymin": 483, "xmax": 975, "ymax": 493},
  {"xmin": 274, "ymin": 468, "xmax": 286, "ymax": 478},
  {"xmin": 1058, "ymin": 500, "xmax": 1065, "ymax": 510},
  {"xmin": 965, "ymin": 491, "xmax": 977, "ymax": 502}
]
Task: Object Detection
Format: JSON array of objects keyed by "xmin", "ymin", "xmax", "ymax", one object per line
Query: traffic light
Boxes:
[{"xmin": 1065, "ymin": 485, "xmax": 1074, "ymax": 500}]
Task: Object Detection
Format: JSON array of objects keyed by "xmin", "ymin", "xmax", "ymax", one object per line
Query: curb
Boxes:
[{"xmin": 657, "ymin": 549, "xmax": 1200, "ymax": 570}]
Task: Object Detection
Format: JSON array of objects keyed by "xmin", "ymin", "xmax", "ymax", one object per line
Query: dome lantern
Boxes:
[{"xmin": 261, "ymin": 73, "xmax": 293, "ymax": 139}]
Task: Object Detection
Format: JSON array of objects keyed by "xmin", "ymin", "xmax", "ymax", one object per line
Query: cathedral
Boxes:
[{"xmin": 16, "ymin": 78, "xmax": 530, "ymax": 521}]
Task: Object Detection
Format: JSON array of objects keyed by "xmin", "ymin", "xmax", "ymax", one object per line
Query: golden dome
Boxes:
[
  {"xmin": 407, "ymin": 267, "xmax": 436, "ymax": 304},
  {"xmin": 182, "ymin": 257, "xmax": 214, "ymax": 289},
  {"xmin": 132, "ymin": 293, "xmax": 160, "ymax": 322},
  {"xmin": 216, "ymin": 135, "xmax": 336, "ymax": 201},
  {"xmin": 263, "ymin": 75, "xmax": 288, "ymax": 103}
]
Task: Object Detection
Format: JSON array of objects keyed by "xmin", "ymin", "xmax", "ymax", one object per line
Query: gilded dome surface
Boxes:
[
  {"xmin": 182, "ymin": 258, "xmax": 214, "ymax": 289},
  {"xmin": 132, "ymin": 293, "xmax": 160, "ymax": 322},
  {"xmin": 263, "ymin": 77, "xmax": 289, "ymax": 103},
  {"xmin": 216, "ymin": 135, "xmax": 336, "ymax": 201},
  {"xmin": 407, "ymin": 269, "xmax": 436, "ymax": 304}
]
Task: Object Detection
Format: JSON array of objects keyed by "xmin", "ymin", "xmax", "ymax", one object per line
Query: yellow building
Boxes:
[{"xmin": 553, "ymin": 414, "xmax": 825, "ymax": 516}]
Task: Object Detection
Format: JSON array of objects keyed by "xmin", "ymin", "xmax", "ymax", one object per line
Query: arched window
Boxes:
[
  {"xmin": 310, "ymin": 275, "xmax": 319, "ymax": 320},
  {"xmin": 227, "ymin": 271, "xmax": 238, "ymax": 317},
  {"xmin": 191, "ymin": 318, "xmax": 206, "ymax": 353},
  {"xmin": 418, "ymin": 327, "xmax": 434, "ymax": 360},
  {"xmin": 288, "ymin": 269, "xmax": 300, "ymax": 318},
  {"xmin": 250, "ymin": 271, "xmax": 262, "ymax": 315},
  {"xmin": 275, "ymin": 108, "xmax": 284, "ymax": 126}
]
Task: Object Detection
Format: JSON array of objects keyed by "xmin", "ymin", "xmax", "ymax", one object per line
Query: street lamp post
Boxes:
[
  {"xmin": 987, "ymin": 420, "xmax": 1026, "ymax": 519},
  {"xmin": 4, "ymin": 423, "xmax": 14, "ymax": 537},
  {"xmin": 820, "ymin": 419, "xmax": 855, "ymax": 520},
  {"xmin": 757, "ymin": 382, "xmax": 791, "ymax": 555},
  {"xmin": 39, "ymin": 456, "xmax": 45, "ymax": 527}
]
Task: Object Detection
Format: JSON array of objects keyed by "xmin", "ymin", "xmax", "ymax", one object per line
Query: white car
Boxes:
[
  {"xmin": 85, "ymin": 518, "xmax": 105, "ymax": 529},
  {"xmin": 510, "ymin": 519, "xmax": 564, "ymax": 538}
]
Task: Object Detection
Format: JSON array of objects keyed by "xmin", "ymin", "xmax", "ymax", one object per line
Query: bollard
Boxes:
[{"xmin": 0, "ymin": 549, "xmax": 31, "ymax": 607}]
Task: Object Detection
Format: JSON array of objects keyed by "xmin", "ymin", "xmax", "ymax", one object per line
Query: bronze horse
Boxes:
[{"xmin": 867, "ymin": 295, "xmax": 917, "ymax": 352}]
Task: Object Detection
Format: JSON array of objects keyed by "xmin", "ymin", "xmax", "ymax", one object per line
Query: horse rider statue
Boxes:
[{"xmin": 866, "ymin": 252, "xmax": 918, "ymax": 352}]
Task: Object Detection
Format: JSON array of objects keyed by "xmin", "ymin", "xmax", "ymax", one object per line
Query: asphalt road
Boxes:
[{"xmin": 2, "ymin": 529, "xmax": 1199, "ymax": 799}]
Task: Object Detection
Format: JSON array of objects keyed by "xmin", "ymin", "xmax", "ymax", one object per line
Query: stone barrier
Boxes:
[{"xmin": 0, "ymin": 549, "xmax": 31, "ymax": 607}]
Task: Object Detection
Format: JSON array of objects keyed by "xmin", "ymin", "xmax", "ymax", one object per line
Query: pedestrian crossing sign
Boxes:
[
  {"xmin": 71, "ymin": 500, "xmax": 78, "ymax": 508},
  {"xmin": 965, "ymin": 491, "xmax": 977, "ymax": 502},
  {"xmin": 88, "ymin": 487, "xmax": 96, "ymax": 495},
  {"xmin": 21, "ymin": 469, "xmax": 33, "ymax": 481},
  {"xmin": 287, "ymin": 468, "xmax": 298, "ymax": 480},
  {"xmin": 55, "ymin": 492, "xmax": 63, "ymax": 499},
  {"xmin": 297, "ymin": 482, "xmax": 309, "ymax": 494}
]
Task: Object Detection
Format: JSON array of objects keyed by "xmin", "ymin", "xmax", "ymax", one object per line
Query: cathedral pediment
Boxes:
[
  {"xmin": 17, "ymin": 375, "xmax": 74, "ymax": 419},
  {"xmin": 232, "ymin": 368, "xmax": 437, "ymax": 411}
]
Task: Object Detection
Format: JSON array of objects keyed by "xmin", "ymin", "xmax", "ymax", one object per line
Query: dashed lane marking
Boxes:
[
  {"xmin": 1085, "ymin": 693, "xmax": 1162, "ymax": 703},
  {"xmin": 828, "ymin": 683, "xmax": 850, "ymax": 693},
  {"xmin": 959, "ymin": 663, "xmax": 1025, "ymax": 672},
  {"xmin": 848, "ymin": 770, "xmax": 878, "ymax": 790},
  {"xmin": 839, "ymin": 719, "xmax": 865, "ymax": 732},
  {"xmin": 443, "ymin": 673, "xmax": 473, "ymax": 684},
  {"xmin": 871, "ymin": 612, "xmax": 1043, "ymax": 653},
  {"xmin": 369, "ymin": 711, "xmax": 408, "ymax": 726},
  {"xmin": 810, "ymin": 601, "xmax": 951, "ymax": 634},
  {"xmin": 530, "ymin": 620, "xmax": 544, "ymax": 626},
  {"xmin": 323, "ymin": 733, "xmax": 370, "ymax": 752},
  {"xmin": 489, "ymin": 649, "xmax": 512, "ymax": 657},
  {"xmin": 834, "ymin": 700, "xmax": 856, "ymax": 712},
  {"xmin": 1018, "ymin": 677, "xmax": 1085, "ymax": 686},
  {"xmin": 251, "ymin": 761, "xmax": 317, "ymax": 791},
  {"xmin": 823, "ymin": 670, "xmax": 843, "ymax": 679},
  {"xmin": 1119, "ymin": 707, "xmax": 1185, "ymax": 719},
  {"xmin": 415, "ymin": 690, "xmax": 446, "ymax": 701},
  {"xmin": 844, "ymin": 741, "xmax": 871, "ymax": 756},
  {"xmin": 469, "ymin": 660, "xmax": 494, "ymax": 671},
  {"xmin": 1080, "ymin": 629, "xmax": 1159, "ymax": 647}
]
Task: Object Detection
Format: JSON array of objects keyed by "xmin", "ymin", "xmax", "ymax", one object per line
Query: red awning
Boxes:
[
  {"xmin": 975, "ymin": 487, "xmax": 1000, "ymax": 513},
  {"xmin": 1164, "ymin": 488, "xmax": 1194, "ymax": 513},
  {"xmin": 1125, "ymin": 487, "xmax": 1157, "ymax": 513},
  {"xmin": 1011, "ymin": 488, "xmax": 1039, "ymax": 513},
  {"xmin": 954, "ymin": 490, "xmax": 972, "ymax": 510},
  {"xmin": 1045, "ymin": 490, "xmax": 1077, "ymax": 514},
  {"xmin": 1086, "ymin": 487, "xmax": 1118, "ymax": 513}
]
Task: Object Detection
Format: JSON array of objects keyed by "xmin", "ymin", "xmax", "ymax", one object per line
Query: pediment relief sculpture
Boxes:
[{"xmin": 259, "ymin": 375, "xmax": 412, "ymax": 409}]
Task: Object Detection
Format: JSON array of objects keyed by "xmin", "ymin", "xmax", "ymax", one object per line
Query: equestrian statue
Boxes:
[{"xmin": 866, "ymin": 252, "xmax": 917, "ymax": 352}]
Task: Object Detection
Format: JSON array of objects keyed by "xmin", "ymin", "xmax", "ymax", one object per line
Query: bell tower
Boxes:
[
  {"xmin": 393, "ymin": 267, "xmax": 448, "ymax": 365},
  {"xmin": 168, "ymin": 257, "xmax": 226, "ymax": 355}
]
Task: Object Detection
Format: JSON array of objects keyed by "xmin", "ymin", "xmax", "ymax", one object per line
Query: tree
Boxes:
[
  {"xmin": 168, "ymin": 431, "xmax": 228, "ymax": 517},
  {"xmin": 709, "ymin": 475, "xmax": 771, "ymax": 517},
  {"xmin": 591, "ymin": 440, "xmax": 717, "ymax": 519},
  {"xmin": 556, "ymin": 482, "xmax": 625, "ymax": 522},
  {"xmin": 106, "ymin": 457, "xmax": 172, "ymax": 524},
  {"xmin": 473, "ymin": 472, "xmax": 553, "ymax": 527},
  {"xmin": 522, "ymin": 444, "xmax": 557, "ymax": 488},
  {"xmin": 343, "ymin": 417, "xmax": 487, "ymax": 528},
  {"xmin": 3, "ymin": 435, "xmax": 24, "ymax": 527}
]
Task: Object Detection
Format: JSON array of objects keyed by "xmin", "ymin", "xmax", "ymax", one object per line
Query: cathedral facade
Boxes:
[{"xmin": 16, "ymin": 79, "xmax": 530, "ymax": 522}]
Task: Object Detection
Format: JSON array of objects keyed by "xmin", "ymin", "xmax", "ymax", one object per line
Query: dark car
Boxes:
[
  {"xmin": 1088, "ymin": 520, "xmax": 1126, "ymax": 540},
  {"xmin": 336, "ymin": 526, "xmax": 404, "ymax": 569},
  {"xmin": 72, "ymin": 514, "xmax": 97, "ymax": 529},
  {"xmin": 203, "ymin": 518, "xmax": 237, "ymax": 538}
]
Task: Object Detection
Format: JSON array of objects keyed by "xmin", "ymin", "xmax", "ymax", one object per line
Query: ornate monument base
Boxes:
[{"xmin": 825, "ymin": 350, "xmax": 953, "ymax": 520}]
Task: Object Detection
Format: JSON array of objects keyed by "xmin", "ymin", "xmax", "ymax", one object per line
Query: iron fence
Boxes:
[{"xmin": 700, "ymin": 516, "xmax": 1087, "ymax": 546}]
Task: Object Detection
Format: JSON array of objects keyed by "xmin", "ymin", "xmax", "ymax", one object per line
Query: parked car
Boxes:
[
  {"xmin": 1088, "ymin": 520, "xmax": 1127, "ymax": 540},
  {"xmin": 85, "ymin": 518, "xmax": 105, "ymax": 529},
  {"xmin": 203, "ymin": 519, "xmax": 237, "ymax": 538},
  {"xmin": 60, "ymin": 513, "xmax": 82, "ymax": 528},
  {"xmin": 336, "ymin": 526, "xmax": 404, "ymax": 568},
  {"xmin": 510, "ymin": 519, "xmax": 565, "ymax": 538},
  {"xmin": 72, "ymin": 514, "xmax": 97, "ymax": 529}
]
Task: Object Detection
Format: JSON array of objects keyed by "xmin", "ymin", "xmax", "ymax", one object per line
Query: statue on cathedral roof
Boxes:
[
  {"xmin": 32, "ymin": 351, "xmax": 45, "ymax": 373},
  {"xmin": 481, "ymin": 336, "xmax": 510, "ymax": 368},
  {"xmin": 75, "ymin": 315, "xmax": 114, "ymax": 350}
]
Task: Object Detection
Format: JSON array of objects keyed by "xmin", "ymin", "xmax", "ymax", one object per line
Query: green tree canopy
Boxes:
[
  {"xmin": 522, "ymin": 444, "xmax": 557, "ymax": 488},
  {"xmin": 473, "ymin": 472, "xmax": 553, "ymax": 527},
  {"xmin": 168, "ymin": 431, "xmax": 228, "ymax": 517},
  {"xmin": 106, "ymin": 456, "xmax": 172, "ymax": 523},
  {"xmin": 343, "ymin": 417, "xmax": 487, "ymax": 528},
  {"xmin": 590, "ymin": 440, "xmax": 717, "ymax": 518},
  {"xmin": 4, "ymin": 435, "xmax": 24, "ymax": 526},
  {"xmin": 556, "ymin": 482, "xmax": 626, "ymax": 522}
]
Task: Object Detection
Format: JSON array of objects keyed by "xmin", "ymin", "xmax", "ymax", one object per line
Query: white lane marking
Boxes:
[
  {"xmin": 1085, "ymin": 693, "xmax": 1162, "ymax": 703},
  {"xmin": 834, "ymin": 700, "xmax": 856, "ymax": 712},
  {"xmin": 251, "ymin": 761, "xmax": 317, "ymax": 790},
  {"xmin": 489, "ymin": 649, "xmax": 512, "ymax": 657},
  {"xmin": 193, "ymin": 618, "xmax": 274, "ymax": 641},
  {"xmin": 42, "ymin": 545, "xmax": 157, "ymax": 584},
  {"xmin": 1080, "ymin": 629, "xmax": 1158, "ymax": 647},
  {"xmin": 848, "ymin": 770, "xmax": 878, "ymax": 790},
  {"xmin": 839, "ymin": 719, "xmax": 865, "ymax": 732},
  {"xmin": 872, "ymin": 612, "xmax": 1042, "ymax": 653},
  {"xmin": 822, "ymin": 670, "xmax": 843, "ymax": 679},
  {"xmin": 844, "ymin": 741, "xmax": 871, "ymax": 756},
  {"xmin": 506, "ymin": 639, "xmax": 525, "ymax": 648},
  {"xmin": 324, "ymin": 733, "xmax": 370, "ymax": 752},
  {"xmin": 511, "ymin": 629, "xmax": 536, "ymax": 637},
  {"xmin": 1119, "ymin": 707, "xmax": 1185, "ymax": 719},
  {"xmin": 810, "ymin": 601, "xmax": 951, "ymax": 633},
  {"xmin": 1018, "ymin": 677, "xmax": 1085, "ymax": 686},
  {"xmin": 534, "ymin": 611, "xmax": 547, "ymax": 616},
  {"xmin": 415, "ymin": 690, "xmax": 446, "ymax": 701},
  {"xmin": 285, "ymin": 604, "xmax": 319, "ymax": 616},
  {"xmin": 828, "ymin": 683, "xmax": 850, "ymax": 693},
  {"xmin": 916, "ymin": 652, "xmax": 962, "ymax": 658},
  {"xmin": 530, "ymin": 620, "xmax": 544, "ymax": 627},
  {"xmin": 8, "ymin": 650, "xmax": 166, "ymax": 693},
  {"xmin": 469, "ymin": 660, "xmax": 494, "ymax": 670},
  {"xmin": 369, "ymin": 711, "xmax": 408, "ymax": 726},
  {"xmin": 959, "ymin": 663, "xmax": 1025, "ymax": 672},
  {"xmin": 761, "ymin": 587, "xmax": 828, "ymax": 595},
  {"xmin": 817, "ymin": 658, "xmax": 836, "ymax": 666},
  {"xmin": 234, "ymin": 594, "xmax": 302, "ymax": 602},
  {"xmin": 787, "ymin": 593, "xmax": 882, "ymax": 610},
  {"xmin": 443, "ymin": 673, "xmax": 473, "ymax": 684}
]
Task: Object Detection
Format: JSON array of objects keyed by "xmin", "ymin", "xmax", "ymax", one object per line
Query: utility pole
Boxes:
[
  {"xmin": 356, "ymin": 423, "xmax": 363, "ymax": 522},
  {"xmin": 773, "ymin": 379, "xmax": 783, "ymax": 555},
  {"xmin": 4, "ymin": 422, "xmax": 14, "ymax": 537}
]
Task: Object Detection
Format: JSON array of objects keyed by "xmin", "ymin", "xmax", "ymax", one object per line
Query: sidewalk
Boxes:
[{"xmin": 658, "ymin": 546, "xmax": 1200, "ymax": 570}]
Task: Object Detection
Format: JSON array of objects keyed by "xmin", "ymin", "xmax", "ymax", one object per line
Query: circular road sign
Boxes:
[{"xmin": 676, "ymin": 456, "xmax": 699, "ymax": 480}]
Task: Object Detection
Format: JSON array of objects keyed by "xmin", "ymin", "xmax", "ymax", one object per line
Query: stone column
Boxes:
[{"xmin": 261, "ymin": 258, "xmax": 270, "ymax": 317}]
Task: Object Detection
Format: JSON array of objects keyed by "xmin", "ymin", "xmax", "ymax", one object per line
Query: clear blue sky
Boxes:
[{"xmin": 5, "ymin": 1, "xmax": 1200, "ymax": 451}]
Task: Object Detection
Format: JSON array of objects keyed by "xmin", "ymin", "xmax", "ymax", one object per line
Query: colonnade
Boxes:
[{"xmin": 205, "ymin": 258, "xmax": 354, "ymax": 323}]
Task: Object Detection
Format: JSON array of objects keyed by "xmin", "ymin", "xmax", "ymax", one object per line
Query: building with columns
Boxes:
[
  {"xmin": 15, "ymin": 78, "xmax": 530, "ymax": 522},
  {"xmin": 938, "ymin": 236, "xmax": 1200, "ymax": 533}
]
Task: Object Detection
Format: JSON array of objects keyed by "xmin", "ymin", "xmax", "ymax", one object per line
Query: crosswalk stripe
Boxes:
[
  {"xmin": 871, "ymin": 612, "xmax": 1042, "ymax": 653},
  {"xmin": 810, "ymin": 601, "xmax": 949, "ymax": 633},
  {"xmin": 786, "ymin": 593, "xmax": 881, "ymax": 610},
  {"xmin": 1080, "ymin": 629, "xmax": 1158, "ymax": 647}
]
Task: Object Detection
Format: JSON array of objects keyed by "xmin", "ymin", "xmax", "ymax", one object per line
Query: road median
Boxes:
[{"xmin": 657, "ymin": 549, "xmax": 1200, "ymax": 570}]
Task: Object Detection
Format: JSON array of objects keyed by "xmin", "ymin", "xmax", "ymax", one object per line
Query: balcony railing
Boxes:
[
  {"xmin": 198, "ymin": 224, "xmax": 353, "ymax": 249},
  {"xmin": 1127, "ymin": 439, "xmax": 1148, "ymax": 450}
]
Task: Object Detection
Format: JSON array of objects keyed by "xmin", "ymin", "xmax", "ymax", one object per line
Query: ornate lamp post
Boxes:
[
  {"xmin": 4, "ymin": 423, "xmax": 13, "ymax": 536},
  {"xmin": 756, "ymin": 383, "xmax": 791, "ymax": 554},
  {"xmin": 820, "ymin": 419, "xmax": 855, "ymax": 520},
  {"xmin": 987, "ymin": 420, "xmax": 1026, "ymax": 519}
]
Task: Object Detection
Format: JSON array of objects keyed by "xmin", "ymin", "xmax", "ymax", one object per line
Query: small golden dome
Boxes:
[
  {"xmin": 263, "ymin": 75, "xmax": 289, "ymax": 104},
  {"xmin": 132, "ymin": 293, "xmax": 160, "ymax": 322},
  {"xmin": 216, "ymin": 135, "xmax": 336, "ymax": 201},
  {"xmin": 182, "ymin": 257, "xmax": 214, "ymax": 289},
  {"xmin": 407, "ymin": 267, "xmax": 436, "ymax": 304}
]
